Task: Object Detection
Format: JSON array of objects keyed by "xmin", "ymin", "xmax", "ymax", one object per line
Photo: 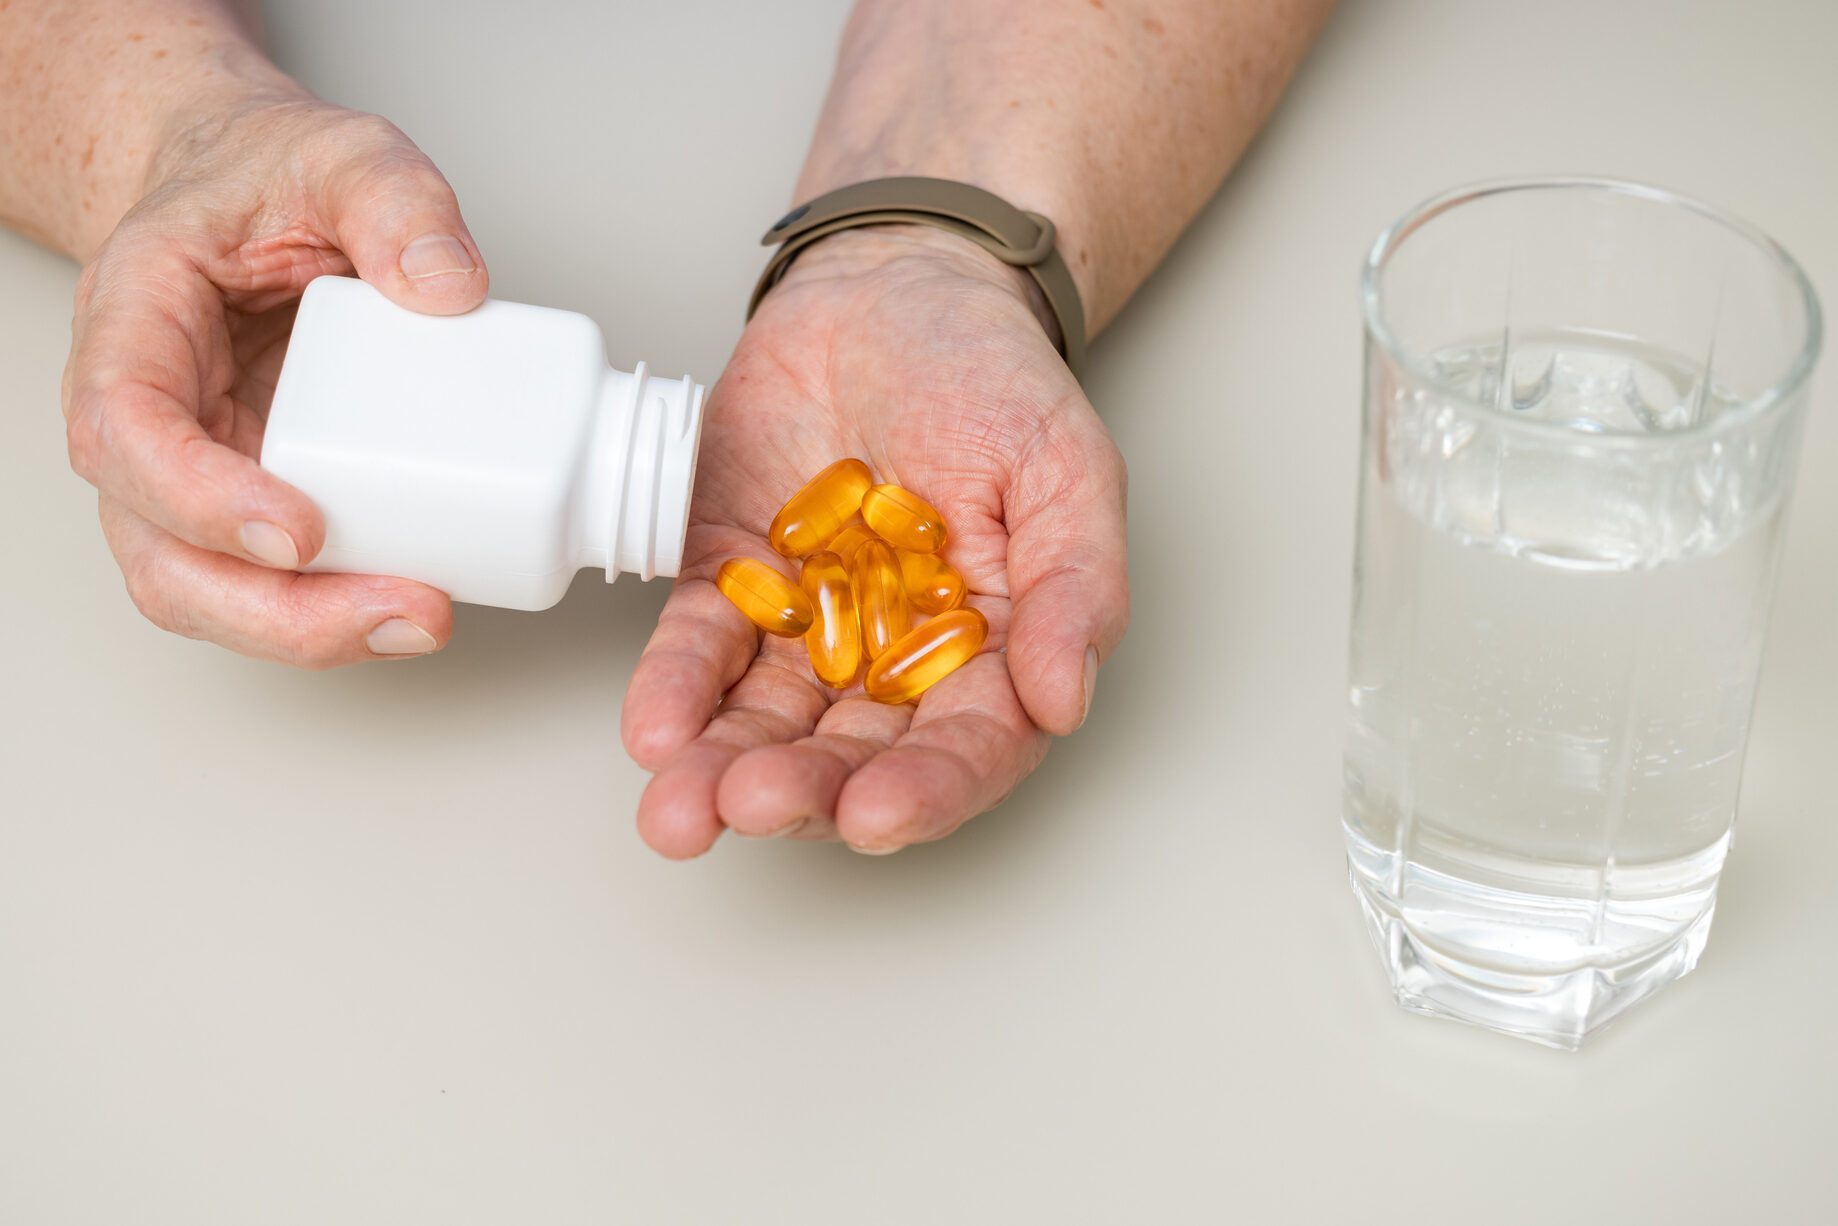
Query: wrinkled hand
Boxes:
[
  {"xmin": 62, "ymin": 97, "xmax": 490, "ymax": 666},
  {"xmin": 622, "ymin": 229, "xmax": 1129, "ymax": 857}
]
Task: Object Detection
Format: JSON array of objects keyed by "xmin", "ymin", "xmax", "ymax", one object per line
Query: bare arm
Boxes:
[
  {"xmin": 624, "ymin": 0, "xmax": 1332, "ymax": 857},
  {"xmin": 3, "ymin": 0, "xmax": 490, "ymax": 667},
  {"xmin": 0, "ymin": 0, "xmax": 300, "ymax": 258},
  {"xmin": 796, "ymin": 0, "xmax": 1334, "ymax": 333}
]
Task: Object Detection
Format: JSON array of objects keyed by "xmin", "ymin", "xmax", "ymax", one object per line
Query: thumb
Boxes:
[
  {"xmin": 1003, "ymin": 421, "xmax": 1131, "ymax": 737},
  {"xmin": 317, "ymin": 119, "xmax": 489, "ymax": 316}
]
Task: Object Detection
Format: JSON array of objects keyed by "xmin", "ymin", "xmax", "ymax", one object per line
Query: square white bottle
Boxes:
[{"xmin": 261, "ymin": 276, "xmax": 704, "ymax": 609}]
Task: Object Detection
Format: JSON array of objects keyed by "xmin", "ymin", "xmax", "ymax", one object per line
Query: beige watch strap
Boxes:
[{"xmin": 748, "ymin": 176, "xmax": 1088, "ymax": 378}]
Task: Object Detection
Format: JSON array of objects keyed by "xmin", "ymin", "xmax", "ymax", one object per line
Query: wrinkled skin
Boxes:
[
  {"xmin": 62, "ymin": 99, "xmax": 488, "ymax": 666},
  {"xmin": 58, "ymin": 94, "xmax": 1131, "ymax": 857},
  {"xmin": 621, "ymin": 228, "xmax": 1129, "ymax": 857}
]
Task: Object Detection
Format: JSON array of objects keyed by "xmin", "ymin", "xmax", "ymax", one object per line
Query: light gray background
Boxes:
[{"xmin": 2, "ymin": 1, "xmax": 1834, "ymax": 1221}]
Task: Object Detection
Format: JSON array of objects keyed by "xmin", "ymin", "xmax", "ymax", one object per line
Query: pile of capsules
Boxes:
[{"xmin": 714, "ymin": 459, "xmax": 988, "ymax": 704}]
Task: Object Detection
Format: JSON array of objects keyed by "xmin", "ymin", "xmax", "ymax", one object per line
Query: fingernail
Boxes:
[
  {"xmin": 848, "ymin": 843, "xmax": 903, "ymax": 856},
  {"xmin": 240, "ymin": 520, "xmax": 300, "ymax": 569},
  {"xmin": 1078, "ymin": 645, "xmax": 1100, "ymax": 729},
  {"xmin": 367, "ymin": 618, "xmax": 438, "ymax": 656},
  {"xmin": 769, "ymin": 817, "xmax": 810, "ymax": 839},
  {"xmin": 399, "ymin": 233, "xmax": 476, "ymax": 280}
]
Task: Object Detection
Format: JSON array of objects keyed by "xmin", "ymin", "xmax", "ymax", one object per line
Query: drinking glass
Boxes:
[{"xmin": 1346, "ymin": 178, "xmax": 1821, "ymax": 1048}]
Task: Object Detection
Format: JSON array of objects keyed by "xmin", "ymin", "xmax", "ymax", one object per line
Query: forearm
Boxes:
[
  {"xmin": 0, "ymin": 0, "xmax": 301, "ymax": 259},
  {"xmin": 798, "ymin": 0, "xmax": 1333, "ymax": 334}
]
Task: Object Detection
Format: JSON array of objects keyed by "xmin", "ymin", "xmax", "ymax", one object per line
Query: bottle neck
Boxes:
[{"xmin": 575, "ymin": 361, "xmax": 705, "ymax": 581}]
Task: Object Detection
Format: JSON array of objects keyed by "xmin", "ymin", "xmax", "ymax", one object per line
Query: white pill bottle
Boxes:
[{"xmin": 261, "ymin": 276, "xmax": 704, "ymax": 610}]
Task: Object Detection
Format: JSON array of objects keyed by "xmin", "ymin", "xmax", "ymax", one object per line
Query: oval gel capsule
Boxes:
[
  {"xmin": 825, "ymin": 522, "xmax": 879, "ymax": 564},
  {"xmin": 865, "ymin": 608, "xmax": 989, "ymax": 704},
  {"xmin": 898, "ymin": 549, "xmax": 967, "ymax": 614},
  {"xmin": 861, "ymin": 483, "xmax": 947, "ymax": 554},
  {"xmin": 716, "ymin": 557, "xmax": 814, "ymax": 637},
  {"xmin": 800, "ymin": 550, "xmax": 862, "ymax": 687},
  {"xmin": 852, "ymin": 539, "xmax": 911, "ymax": 661},
  {"xmin": 769, "ymin": 459, "xmax": 874, "ymax": 558}
]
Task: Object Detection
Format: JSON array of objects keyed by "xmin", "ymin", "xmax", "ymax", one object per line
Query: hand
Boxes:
[
  {"xmin": 622, "ymin": 228, "xmax": 1129, "ymax": 857},
  {"xmin": 61, "ymin": 95, "xmax": 490, "ymax": 666}
]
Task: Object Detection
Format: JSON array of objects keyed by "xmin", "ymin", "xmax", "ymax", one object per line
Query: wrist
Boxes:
[
  {"xmin": 769, "ymin": 224, "xmax": 1064, "ymax": 352},
  {"xmin": 63, "ymin": 33, "xmax": 307, "ymax": 256},
  {"xmin": 139, "ymin": 71, "xmax": 312, "ymax": 200},
  {"xmin": 792, "ymin": 86, "xmax": 1101, "ymax": 325}
]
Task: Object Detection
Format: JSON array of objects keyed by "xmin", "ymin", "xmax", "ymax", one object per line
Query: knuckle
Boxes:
[
  {"xmin": 380, "ymin": 157, "xmax": 457, "ymax": 211},
  {"xmin": 64, "ymin": 407, "xmax": 105, "ymax": 486},
  {"xmin": 287, "ymin": 642, "xmax": 345, "ymax": 671},
  {"xmin": 291, "ymin": 626, "xmax": 353, "ymax": 670},
  {"xmin": 262, "ymin": 621, "xmax": 327, "ymax": 671},
  {"xmin": 349, "ymin": 110, "xmax": 410, "ymax": 148},
  {"xmin": 340, "ymin": 117, "xmax": 441, "ymax": 184},
  {"xmin": 311, "ymin": 109, "xmax": 410, "ymax": 159},
  {"xmin": 311, "ymin": 111, "xmax": 445, "ymax": 202},
  {"xmin": 267, "ymin": 581, "xmax": 354, "ymax": 669},
  {"xmin": 120, "ymin": 558, "xmax": 181, "ymax": 635},
  {"xmin": 346, "ymin": 156, "xmax": 460, "ymax": 234}
]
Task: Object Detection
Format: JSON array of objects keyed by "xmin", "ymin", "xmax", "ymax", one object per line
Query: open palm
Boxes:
[{"xmin": 622, "ymin": 230, "xmax": 1129, "ymax": 857}]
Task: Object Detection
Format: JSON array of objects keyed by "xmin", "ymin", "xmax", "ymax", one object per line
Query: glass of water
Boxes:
[{"xmin": 1345, "ymin": 178, "xmax": 1822, "ymax": 1048}]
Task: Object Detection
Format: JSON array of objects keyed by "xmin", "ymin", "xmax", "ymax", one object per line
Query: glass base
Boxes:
[{"xmin": 1349, "ymin": 863, "xmax": 1716, "ymax": 1050}]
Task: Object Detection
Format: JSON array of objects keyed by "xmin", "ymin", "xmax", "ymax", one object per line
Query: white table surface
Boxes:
[{"xmin": 4, "ymin": 1, "xmax": 1836, "ymax": 1221}]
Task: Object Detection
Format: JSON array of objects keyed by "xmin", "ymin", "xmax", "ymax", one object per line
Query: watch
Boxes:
[{"xmin": 748, "ymin": 176, "xmax": 1088, "ymax": 378}]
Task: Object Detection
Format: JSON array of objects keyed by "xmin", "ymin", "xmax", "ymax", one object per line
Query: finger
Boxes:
[
  {"xmin": 715, "ymin": 698, "xmax": 914, "ymax": 839},
  {"xmin": 621, "ymin": 567, "xmax": 762, "ymax": 770},
  {"xmin": 1003, "ymin": 413, "xmax": 1130, "ymax": 735},
  {"xmin": 634, "ymin": 647, "xmax": 832, "ymax": 859},
  {"xmin": 315, "ymin": 116, "xmax": 489, "ymax": 315},
  {"xmin": 833, "ymin": 652, "xmax": 1051, "ymax": 853},
  {"xmin": 64, "ymin": 247, "xmax": 328, "ymax": 571},
  {"xmin": 101, "ymin": 497, "xmax": 451, "ymax": 668}
]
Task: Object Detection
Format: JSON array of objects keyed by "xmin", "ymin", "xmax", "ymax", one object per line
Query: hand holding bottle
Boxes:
[
  {"xmin": 0, "ymin": 0, "xmax": 501, "ymax": 667},
  {"xmin": 59, "ymin": 92, "xmax": 497, "ymax": 666}
]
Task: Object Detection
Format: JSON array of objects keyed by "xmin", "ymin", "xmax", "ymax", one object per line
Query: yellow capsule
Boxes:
[
  {"xmin": 898, "ymin": 549, "xmax": 967, "ymax": 615},
  {"xmin": 865, "ymin": 608, "xmax": 989, "ymax": 705},
  {"xmin": 716, "ymin": 557, "xmax": 813, "ymax": 637},
  {"xmin": 861, "ymin": 483, "xmax": 947, "ymax": 554},
  {"xmin": 800, "ymin": 551, "xmax": 862, "ymax": 688},
  {"xmin": 769, "ymin": 458, "xmax": 874, "ymax": 558},
  {"xmin": 825, "ymin": 522, "xmax": 880, "ymax": 564},
  {"xmin": 851, "ymin": 539, "xmax": 911, "ymax": 661}
]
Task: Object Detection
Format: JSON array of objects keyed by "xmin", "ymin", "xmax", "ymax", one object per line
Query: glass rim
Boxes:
[{"xmin": 1360, "ymin": 176, "xmax": 1824, "ymax": 448}]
